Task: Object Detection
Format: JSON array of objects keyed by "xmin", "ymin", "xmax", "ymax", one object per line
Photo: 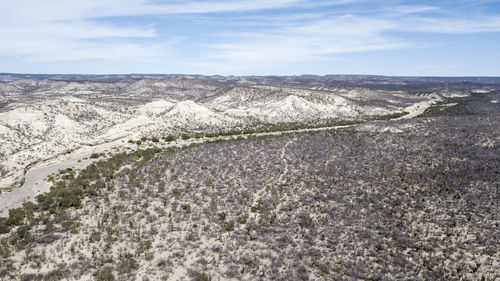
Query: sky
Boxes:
[{"xmin": 1, "ymin": 0, "xmax": 500, "ymax": 76}]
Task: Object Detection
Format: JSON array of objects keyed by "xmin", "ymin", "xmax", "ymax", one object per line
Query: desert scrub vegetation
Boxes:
[
  {"xmin": 156, "ymin": 112, "xmax": 410, "ymax": 142},
  {"xmin": 368, "ymin": 111, "xmax": 408, "ymax": 120},
  {"xmin": 0, "ymin": 111, "xmax": 499, "ymax": 280},
  {"xmin": 0, "ymin": 165, "xmax": 6, "ymax": 178},
  {"xmin": 418, "ymin": 92, "xmax": 493, "ymax": 117}
]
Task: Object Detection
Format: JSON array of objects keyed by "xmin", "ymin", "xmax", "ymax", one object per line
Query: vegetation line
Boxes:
[{"xmin": 136, "ymin": 111, "xmax": 409, "ymax": 144}]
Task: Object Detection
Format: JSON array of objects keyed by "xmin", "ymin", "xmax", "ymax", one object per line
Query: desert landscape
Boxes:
[
  {"xmin": 2, "ymin": 0, "xmax": 500, "ymax": 280},
  {"xmin": 0, "ymin": 74, "xmax": 498, "ymax": 280}
]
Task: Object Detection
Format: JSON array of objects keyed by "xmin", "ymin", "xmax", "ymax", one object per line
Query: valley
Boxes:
[{"xmin": 0, "ymin": 74, "xmax": 498, "ymax": 281}]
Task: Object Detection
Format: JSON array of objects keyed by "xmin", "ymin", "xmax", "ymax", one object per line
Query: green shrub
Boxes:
[
  {"xmin": 61, "ymin": 220, "xmax": 80, "ymax": 233},
  {"xmin": 16, "ymin": 225, "xmax": 28, "ymax": 239},
  {"xmin": 145, "ymin": 252, "xmax": 154, "ymax": 261},
  {"xmin": 7, "ymin": 208, "xmax": 25, "ymax": 226},
  {"xmin": 299, "ymin": 216, "xmax": 313, "ymax": 228},
  {"xmin": 90, "ymin": 230, "xmax": 101, "ymax": 243},
  {"xmin": 223, "ymin": 221, "xmax": 235, "ymax": 232},
  {"xmin": 189, "ymin": 270, "xmax": 211, "ymax": 281},
  {"xmin": 45, "ymin": 263, "xmax": 66, "ymax": 280},
  {"xmin": 117, "ymin": 253, "xmax": 137, "ymax": 274},
  {"xmin": 36, "ymin": 186, "xmax": 82, "ymax": 213},
  {"xmin": 164, "ymin": 135, "xmax": 175, "ymax": 142},
  {"xmin": 217, "ymin": 212, "xmax": 227, "ymax": 221},
  {"xmin": 181, "ymin": 204, "xmax": 191, "ymax": 213},
  {"xmin": 237, "ymin": 215, "xmax": 248, "ymax": 224},
  {"xmin": 95, "ymin": 266, "xmax": 115, "ymax": 281},
  {"xmin": 369, "ymin": 111, "xmax": 408, "ymax": 120},
  {"xmin": 0, "ymin": 218, "xmax": 10, "ymax": 234}
]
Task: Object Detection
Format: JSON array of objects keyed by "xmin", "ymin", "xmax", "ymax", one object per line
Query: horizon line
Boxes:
[{"xmin": 1, "ymin": 72, "xmax": 500, "ymax": 79}]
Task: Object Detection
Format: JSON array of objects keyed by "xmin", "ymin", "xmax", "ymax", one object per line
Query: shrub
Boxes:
[
  {"xmin": 189, "ymin": 270, "xmax": 211, "ymax": 281},
  {"xmin": 95, "ymin": 266, "xmax": 115, "ymax": 281},
  {"xmin": 61, "ymin": 220, "xmax": 80, "ymax": 233},
  {"xmin": 7, "ymin": 208, "xmax": 25, "ymax": 226},
  {"xmin": 164, "ymin": 135, "xmax": 175, "ymax": 142},
  {"xmin": 237, "ymin": 215, "xmax": 248, "ymax": 224},
  {"xmin": 0, "ymin": 218, "xmax": 10, "ymax": 234},
  {"xmin": 369, "ymin": 111, "xmax": 409, "ymax": 120},
  {"xmin": 117, "ymin": 253, "xmax": 137, "ymax": 274},
  {"xmin": 36, "ymin": 186, "xmax": 82, "ymax": 213},
  {"xmin": 45, "ymin": 263, "xmax": 66, "ymax": 280},
  {"xmin": 217, "ymin": 212, "xmax": 227, "ymax": 221},
  {"xmin": 145, "ymin": 252, "xmax": 154, "ymax": 261},
  {"xmin": 16, "ymin": 225, "xmax": 28, "ymax": 239},
  {"xmin": 299, "ymin": 216, "xmax": 313, "ymax": 228},
  {"xmin": 181, "ymin": 204, "xmax": 191, "ymax": 213},
  {"xmin": 19, "ymin": 274, "xmax": 37, "ymax": 281},
  {"xmin": 223, "ymin": 221, "xmax": 235, "ymax": 232}
]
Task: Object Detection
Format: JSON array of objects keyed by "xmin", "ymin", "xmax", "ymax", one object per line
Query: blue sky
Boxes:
[{"xmin": 1, "ymin": 0, "xmax": 500, "ymax": 76}]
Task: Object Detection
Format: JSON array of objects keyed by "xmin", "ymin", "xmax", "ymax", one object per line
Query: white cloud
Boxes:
[
  {"xmin": 0, "ymin": 0, "xmax": 303, "ymax": 21},
  {"xmin": 402, "ymin": 16, "xmax": 500, "ymax": 33},
  {"xmin": 388, "ymin": 5, "xmax": 439, "ymax": 15},
  {"xmin": 0, "ymin": 0, "xmax": 308, "ymax": 62},
  {"xmin": 0, "ymin": 19, "xmax": 161, "ymax": 61},
  {"xmin": 0, "ymin": 0, "xmax": 499, "ymax": 70},
  {"xmin": 198, "ymin": 9, "xmax": 500, "ymax": 72},
  {"xmin": 200, "ymin": 15, "xmax": 407, "ymax": 72}
]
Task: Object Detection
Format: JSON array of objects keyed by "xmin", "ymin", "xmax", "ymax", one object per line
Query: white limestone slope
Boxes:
[
  {"xmin": 0, "ymin": 98, "xmax": 242, "ymax": 192},
  {"xmin": 165, "ymin": 100, "xmax": 240, "ymax": 128},
  {"xmin": 138, "ymin": 100, "xmax": 175, "ymax": 115}
]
